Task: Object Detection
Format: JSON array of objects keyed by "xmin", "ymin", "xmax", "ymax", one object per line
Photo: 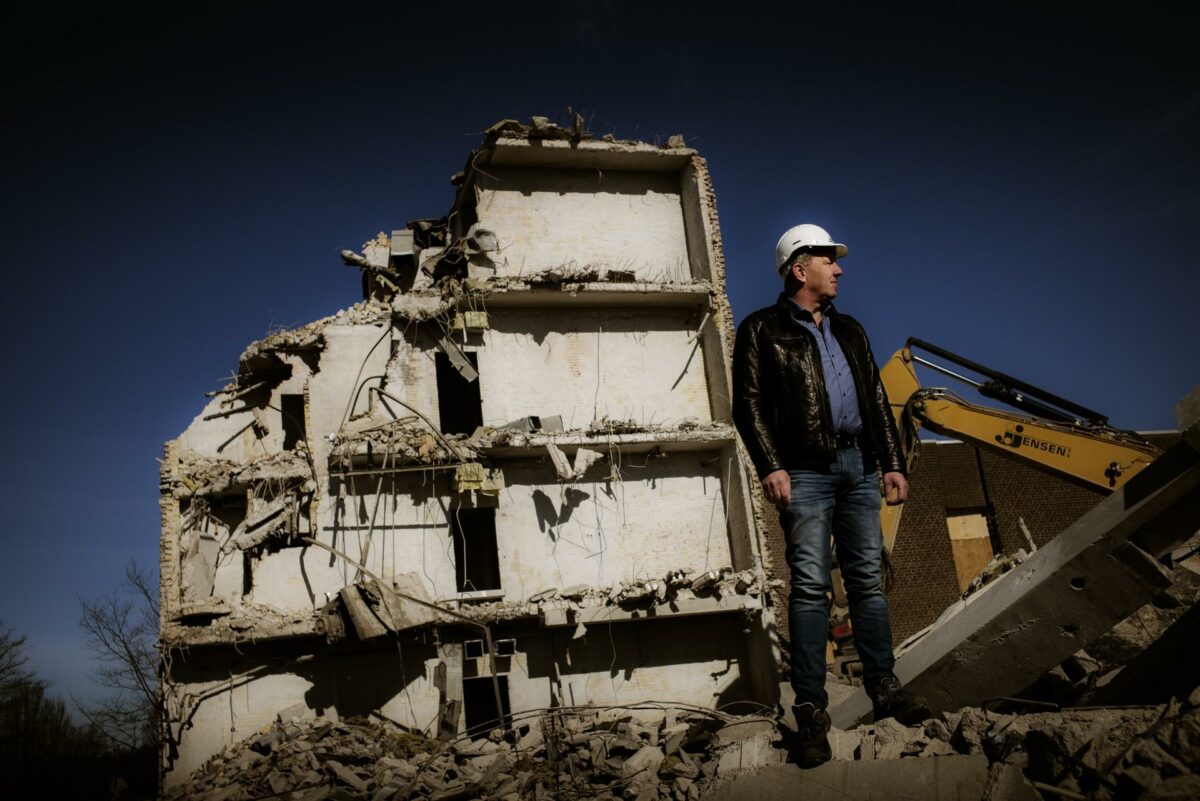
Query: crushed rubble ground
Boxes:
[{"xmin": 163, "ymin": 681, "xmax": 1200, "ymax": 801}]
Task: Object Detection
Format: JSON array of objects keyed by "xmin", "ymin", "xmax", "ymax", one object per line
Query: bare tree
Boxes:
[
  {"xmin": 0, "ymin": 622, "xmax": 36, "ymax": 703},
  {"xmin": 77, "ymin": 561, "xmax": 160, "ymax": 751},
  {"xmin": 1, "ymin": 622, "xmax": 133, "ymax": 796}
]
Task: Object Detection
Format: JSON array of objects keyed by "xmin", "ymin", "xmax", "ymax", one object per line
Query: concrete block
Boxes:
[
  {"xmin": 705, "ymin": 754, "xmax": 991, "ymax": 801},
  {"xmin": 828, "ymin": 727, "xmax": 861, "ymax": 761}
]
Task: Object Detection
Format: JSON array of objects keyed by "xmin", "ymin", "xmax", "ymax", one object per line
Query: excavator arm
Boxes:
[{"xmin": 878, "ymin": 338, "xmax": 1161, "ymax": 553}]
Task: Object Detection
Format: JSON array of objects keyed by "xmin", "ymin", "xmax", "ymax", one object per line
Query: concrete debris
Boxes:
[
  {"xmin": 340, "ymin": 584, "xmax": 390, "ymax": 640},
  {"xmin": 370, "ymin": 574, "xmax": 438, "ymax": 632},
  {"xmin": 162, "ymin": 708, "xmax": 774, "ymax": 801},
  {"xmin": 453, "ymin": 462, "xmax": 505, "ymax": 495},
  {"xmin": 545, "ymin": 443, "xmax": 604, "ymax": 481},
  {"xmin": 164, "ymin": 601, "xmax": 316, "ymax": 645},
  {"xmin": 485, "ymin": 270, "xmax": 714, "ymax": 295},
  {"xmin": 450, "ymin": 310, "xmax": 490, "ymax": 332},
  {"xmin": 392, "ymin": 292, "xmax": 454, "ymax": 320},
  {"xmin": 172, "ymin": 450, "xmax": 311, "ymax": 498},
  {"xmin": 331, "ymin": 420, "xmax": 479, "ymax": 468},
  {"xmin": 221, "ymin": 488, "xmax": 313, "ymax": 553},
  {"xmin": 482, "ymin": 116, "xmax": 696, "ymax": 152},
  {"xmin": 438, "ymin": 336, "xmax": 479, "ymax": 382},
  {"xmin": 341, "ymin": 248, "xmax": 372, "ymax": 268},
  {"xmin": 330, "ymin": 420, "xmax": 734, "ymax": 480},
  {"xmin": 238, "ymin": 299, "xmax": 391, "ymax": 370},
  {"xmin": 500, "ymin": 416, "xmax": 564, "ymax": 435},
  {"xmin": 320, "ymin": 575, "xmax": 442, "ymax": 643}
]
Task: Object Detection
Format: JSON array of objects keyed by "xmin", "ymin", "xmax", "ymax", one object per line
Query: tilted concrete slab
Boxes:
[{"xmin": 832, "ymin": 411, "xmax": 1200, "ymax": 729}]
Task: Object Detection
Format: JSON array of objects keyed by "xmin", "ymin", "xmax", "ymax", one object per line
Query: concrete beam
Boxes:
[{"xmin": 832, "ymin": 424, "xmax": 1200, "ymax": 729}]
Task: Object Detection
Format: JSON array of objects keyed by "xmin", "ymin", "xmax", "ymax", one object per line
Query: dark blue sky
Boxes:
[{"xmin": 2, "ymin": 3, "xmax": 1196, "ymax": 703}]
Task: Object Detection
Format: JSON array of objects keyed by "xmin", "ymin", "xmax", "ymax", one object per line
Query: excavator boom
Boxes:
[{"xmin": 877, "ymin": 339, "xmax": 1161, "ymax": 553}]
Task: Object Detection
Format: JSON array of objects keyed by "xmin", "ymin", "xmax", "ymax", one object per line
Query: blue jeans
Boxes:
[{"xmin": 781, "ymin": 447, "xmax": 895, "ymax": 708}]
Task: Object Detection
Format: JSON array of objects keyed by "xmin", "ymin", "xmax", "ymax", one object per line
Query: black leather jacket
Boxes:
[{"xmin": 732, "ymin": 296, "xmax": 905, "ymax": 479}]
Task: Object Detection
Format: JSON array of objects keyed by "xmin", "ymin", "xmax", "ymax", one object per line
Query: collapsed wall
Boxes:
[{"xmin": 158, "ymin": 118, "xmax": 777, "ymax": 785}]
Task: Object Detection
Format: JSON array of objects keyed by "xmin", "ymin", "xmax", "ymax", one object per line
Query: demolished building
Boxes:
[{"xmin": 158, "ymin": 118, "xmax": 779, "ymax": 786}]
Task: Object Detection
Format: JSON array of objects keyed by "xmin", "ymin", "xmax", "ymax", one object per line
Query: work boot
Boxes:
[
  {"xmin": 868, "ymin": 676, "xmax": 932, "ymax": 726},
  {"xmin": 789, "ymin": 703, "xmax": 832, "ymax": 768}
]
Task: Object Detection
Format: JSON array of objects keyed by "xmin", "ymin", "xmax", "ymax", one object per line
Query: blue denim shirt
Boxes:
[{"xmin": 784, "ymin": 296, "xmax": 863, "ymax": 436}]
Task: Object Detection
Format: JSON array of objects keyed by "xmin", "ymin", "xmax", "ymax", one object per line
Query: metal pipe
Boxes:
[{"xmin": 911, "ymin": 354, "xmax": 984, "ymax": 388}]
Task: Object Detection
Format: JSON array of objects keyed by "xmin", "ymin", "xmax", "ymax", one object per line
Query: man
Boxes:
[{"xmin": 732, "ymin": 223, "xmax": 929, "ymax": 767}]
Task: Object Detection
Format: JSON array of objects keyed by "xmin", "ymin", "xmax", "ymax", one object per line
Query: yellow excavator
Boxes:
[
  {"xmin": 827, "ymin": 338, "xmax": 1161, "ymax": 674},
  {"xmin": 877, "ymin": 337, "xmax": 1161, "ymax": 553}
]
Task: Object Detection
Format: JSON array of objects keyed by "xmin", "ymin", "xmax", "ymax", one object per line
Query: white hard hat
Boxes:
[{"xmin": 774, "ymin": 224, "xmax": 848, "ymax": 274}]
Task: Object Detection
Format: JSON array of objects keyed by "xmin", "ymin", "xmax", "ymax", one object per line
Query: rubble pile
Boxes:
[
  {"xmin": 807, "ymin": 690, "xmax": 1200, "ymax": 801},
  {"xmin": 162, "ymin": 707, "xmax": 769, "ymax": 801},
  {"xmin": 330, "ymin": 422, "xmax": 476, "ymax": 468},
  {"xmin": 173, "ymin": 451, "xmax": 312, "ymax": 498},
  {"xmin": 162, "ymin": 684, "xmax": 1200, "ymax": 800},
  {"xmin": 486, "ymin": 267, "xmax": 712, "ymax": 290}
]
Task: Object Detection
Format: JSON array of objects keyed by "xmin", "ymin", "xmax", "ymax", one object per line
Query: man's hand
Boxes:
[
  {"xmin": 883, "ymin": 471, "xmax": 908, "ymax": 506},
  {"xmin": 761, "ymin": 469, "xmax": 791, "ymax": 508}
]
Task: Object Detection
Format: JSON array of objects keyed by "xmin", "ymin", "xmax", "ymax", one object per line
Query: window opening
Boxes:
[
  {"xmin": 435, "ymin": 351, "xmax": 483, "ymax": 434},
  {"xmin": 452, "ymin": 508, "xmax": 501, "ymax": 593},
  {"xmin": 280, "ymin": 394, "xmax": 306, "ymax": 450},
  {"xmin": 462, "ymin": 675, "xmax": 511, "ymax": 736}
]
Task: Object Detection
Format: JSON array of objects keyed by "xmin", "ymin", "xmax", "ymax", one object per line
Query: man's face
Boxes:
[{"xmin": 793, "ymin": 251, "xmax": 843, "ymax": 304}]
